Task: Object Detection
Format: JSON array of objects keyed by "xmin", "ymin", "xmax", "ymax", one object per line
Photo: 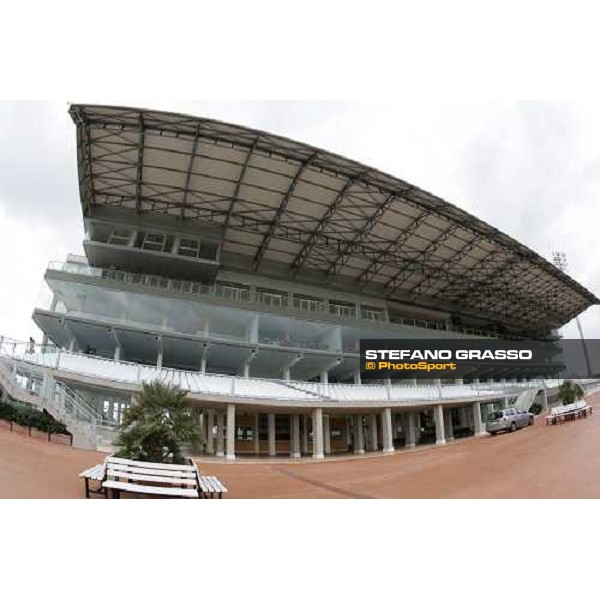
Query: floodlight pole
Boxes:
[{"xmin": 552, "ymin": 251, "xmax": 593, "ymax": 377}]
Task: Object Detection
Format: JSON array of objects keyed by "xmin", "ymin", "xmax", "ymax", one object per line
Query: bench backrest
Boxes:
[
  {"xmin": 107, "ymin": 455, "xmax": 197, "ymax": 472},
  {"xmin": 105, "ymin": 456, "xmax": 199, "ymax": 490},
  {"xmin": 551, "ymin": 400, "xmax": 588, "ymax": 416}
]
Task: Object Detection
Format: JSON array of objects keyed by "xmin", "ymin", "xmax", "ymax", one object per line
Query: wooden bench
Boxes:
[
  {"xmin": 79, "ymin": 464, "xmax": 107, "ymax": 499},
  {"xmin": 546, "ymin": 400, "xmax": 592, "ymax": 425},
  {"xmin": 103, "ymin": 456, "xmax": 200, "ymax": 499},
  {"xmin": 197, "ymin": 474, "xmax": 229, "ymax": 499},
  {"xmin": 80, "ymin": 456, "xmax": 228, "ymax": 499}
]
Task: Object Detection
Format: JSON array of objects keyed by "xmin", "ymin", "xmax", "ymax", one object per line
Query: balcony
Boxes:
[{"xmin": 46, "ymin": 261, "xmax": 517, "ymax": 340}]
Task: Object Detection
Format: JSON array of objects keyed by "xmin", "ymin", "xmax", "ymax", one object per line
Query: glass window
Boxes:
[
  {"xmin": 108, "ymin": 228, "xmax": 133, "ymax": 246},
  {"xmin": 142, "ymin": 232, "xmax": 166, "ymax": 252},
  {"xmin": 178, "ymin": 237, "xmax": 201, "ymax": 258}
]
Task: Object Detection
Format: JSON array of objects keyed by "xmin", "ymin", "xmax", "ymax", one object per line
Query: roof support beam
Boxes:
[
  {"xmin": 283, "ymin": 353, "xmax": 304, "ymax": 371},
  {"xmin": 356, "ymin": 211, "xmax": 432, "ymax": 285},
  {"xmin": 326, "ymin": 193, "xmax": 395, "ymax": 276},
  {"xmin": 135, "ymin": 114, "xmax": 145, "ymax": 214},
  {"xmin": 81, "ymin": 122, "xmax": 96, "ymax": 217},
  {"xmin": 179, "ymin": 124, "xmax": 201, "ymax": 220},
  {"xmin": 384, "ymin": 224, "xmax": 466, "ymax": 295},
  {"xmin": 290, "ymin": 173, "xmax": 366, "ymax": 272},
  {"xmin": 253, "ymin": 152, "xmax": 318, "ymax": 270},
  {"xmin": 223, "ymin": 136, "xmax": 260, "ymax": 236}
]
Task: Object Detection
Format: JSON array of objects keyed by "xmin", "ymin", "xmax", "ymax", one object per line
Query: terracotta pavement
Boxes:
[{"xmin": 1, "ymin": 392, "xmax": 599, "ymax": 499}]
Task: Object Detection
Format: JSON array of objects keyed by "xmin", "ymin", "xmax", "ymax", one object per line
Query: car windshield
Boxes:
[{"xmin": 488, "ymin": 411, "xmax": 503, "ymax": 421}]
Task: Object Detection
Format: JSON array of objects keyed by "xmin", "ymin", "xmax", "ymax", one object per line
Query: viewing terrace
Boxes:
[
  {"xmin": 1, "ymin": 337, "xmax": 563, "ymax": 407},
  {"xmin": 44, "ymin": 261, "xmax": 525, "ymax": 341}
]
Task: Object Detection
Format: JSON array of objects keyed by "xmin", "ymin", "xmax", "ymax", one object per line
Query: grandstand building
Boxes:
[{"xmin": 1, "ymin": 104, "xmax": 598, "ymax": 456}]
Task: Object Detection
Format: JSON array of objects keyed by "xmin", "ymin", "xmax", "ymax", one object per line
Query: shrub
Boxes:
[
  {"xmin": 115, "ymin": 381, "xmax": 201, "ymax": 464},
  {"xmin": 0, "ymin": 401, "xmax": 69, "ymax": 435},
  {"xmin": 557, "ymin": 380, "xmax": 584, "ymax": 406}
]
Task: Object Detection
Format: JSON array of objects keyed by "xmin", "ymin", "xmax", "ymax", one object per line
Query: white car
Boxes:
[{"xmin": 486, "ymin": 407, "xmax": 534, "ymax": 435}]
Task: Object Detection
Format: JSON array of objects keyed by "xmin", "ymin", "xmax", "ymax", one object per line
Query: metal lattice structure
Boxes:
[{"xmin": 69, "ymin": 104, "xmax": 599, "ymax": 332}]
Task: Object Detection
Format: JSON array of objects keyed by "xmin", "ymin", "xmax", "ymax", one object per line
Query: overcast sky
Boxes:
[{"xmin": 1, "ymin": 100, "xmax": 599, "ymax": 343}]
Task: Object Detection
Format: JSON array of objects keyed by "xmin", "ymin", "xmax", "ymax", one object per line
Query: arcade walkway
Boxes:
[{"xmin": 0, "ymin": 391, "xmax": 598, "ymax": 498}]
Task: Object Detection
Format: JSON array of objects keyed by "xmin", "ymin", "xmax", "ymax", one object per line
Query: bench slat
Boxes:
[
  {"xmin": 107, "ymin": 456, "xmax": 196, "ymax": 472},
  {"xmin": 103, "ymin": 480, "xmax": 198, "ymax": 498},
  {"xmin": 105, "ymin": 464, "xmax": 196, "ymax": 479},
  {"xmin": 208, "ymin": 476, "xmax": 228, "ymax": 492},
  {"xmin": 198, "ymin": 475, "xmax": 228, "ymax": 495},
  {"xmin": 79, "ymin": 464, "xmax": 105, "ymax": 480},
  {"xmin": 108, "ymin": 469, "xmax": 198, "ymax": 487}
]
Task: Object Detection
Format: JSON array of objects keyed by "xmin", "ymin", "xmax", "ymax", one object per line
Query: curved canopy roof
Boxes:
[{"xmin": 69, "ymin": 104, "xmax": 599, "ymax": 331}]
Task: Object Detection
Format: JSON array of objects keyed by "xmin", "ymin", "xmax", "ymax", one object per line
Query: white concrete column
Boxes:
[
  {"xmin": 114, "ymin": 345, "xmax": 121, "ymax": 361},
  {"xmin": 268, "ymin": 413, "xmax": 276, "ymax": 457},
  {"xmin": 226, "ymin": 403, "xmax": 236, "ymax": 461},
  {"xmin": 254, "ymin": 413, "xmax": 260, "ymax": 455},
  {"xmin": 381, "ymin": 407, "xmax": 394, "ymax": 453},
  {"xmin": 323, "ymin": 414, "xmax": 331, "ymax": 455},
  {"xmin": 206, "ymin": 410, "xmax": 215, "ymax": 454},
  {"xmin": 354, "ymin": 415, "xmax": 365, "ymax": 454},
  {"xmin": 444, "ymin": 408, "xmax": 454, "ymax": 442},
  {"xmin": 312, "ymin": 408, "xmax": 324, "ymax": 459},
  {"xmin": 320, "ymin": 370, "xmax": 329, "ymax": 385},
  {"xmin": 434, "ymin": 404, "xmax": 446, "ymax": 445},
  {"xmin": 540, "ymin": 389, "xmax": 549, "ymax": 412},
  {"xmin": 290, "ymin": 414, "xmax": 301, "ymax": 458},
  {"xmin": 243, "ymin": 363, "xmax": 250, "ymax": 378},
  {"xmin": 354, "ymin": 370, "xmax": 362, "ymax": 385},
  {"xmin": 367, "ymin": 414, "xmax": 378, "ymax": 451},
  {"xmin": 472, "ymin": 401, "xmax": 485, "ymax": 436},
  {"xmin": 283, "ymin": 367, "xmax": 291, "ymax": 381},
  {"xmin": 301, "ymin": 415, "xmax": 309, "ymax": 455},
  {"xmin": 216, "ymin": 412, "xmax": 224, "ymax": 457}
]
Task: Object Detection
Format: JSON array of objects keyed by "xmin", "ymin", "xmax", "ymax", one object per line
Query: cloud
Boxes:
[{"xmin": 0, "ymin": 100, "xmax": 598, "ymax": 342}]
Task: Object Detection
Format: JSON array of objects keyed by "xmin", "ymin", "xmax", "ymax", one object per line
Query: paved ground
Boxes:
[{"xmin": 1, "ymin": 392, "xmax": 599, "ymax": 498}]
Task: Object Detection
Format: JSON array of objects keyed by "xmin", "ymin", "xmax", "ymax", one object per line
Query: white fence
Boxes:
[{"xmin": 0, "ymin": 336, "xmax": 576, "ymax": 404}]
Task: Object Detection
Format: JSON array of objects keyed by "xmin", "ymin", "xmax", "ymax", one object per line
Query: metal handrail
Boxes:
[
  {"xmin": 45, "ymin": 260, "xmax": 521, "ymax": 340},
  {"xmin": 0, "ymin": 336, "xmax": 575, "ymax": 406}
]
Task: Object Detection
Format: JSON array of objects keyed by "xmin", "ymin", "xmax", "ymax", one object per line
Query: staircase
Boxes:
[
  {"xmin": 514, "ymin": 387, "xmax": 544, "ymax": 412},
  {"xmin": 0, "ymin": 356, "xmax": 115, "ymax": 450},
  {"xmin": 282, "ymin": 381, "xmax": 329, "ymax": 400}
]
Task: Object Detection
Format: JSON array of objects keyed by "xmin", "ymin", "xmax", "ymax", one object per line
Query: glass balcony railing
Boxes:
[{"xmin": 46, "ymin": 261, "xmax": 519, "ymax": 339}]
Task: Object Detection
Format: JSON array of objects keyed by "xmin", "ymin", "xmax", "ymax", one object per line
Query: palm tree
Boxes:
[
  {"xmin": 557, "ymin": 380, "xmax": 584, "ymax": 406},
  {"xmin": 115, "ymin": 381, "xmax": 201, "ymax": 464}
]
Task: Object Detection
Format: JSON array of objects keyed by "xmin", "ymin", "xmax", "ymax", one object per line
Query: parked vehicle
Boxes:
[{"xmin": 486, "ymin": 407, "xmax": 534, "ymax": 435}]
